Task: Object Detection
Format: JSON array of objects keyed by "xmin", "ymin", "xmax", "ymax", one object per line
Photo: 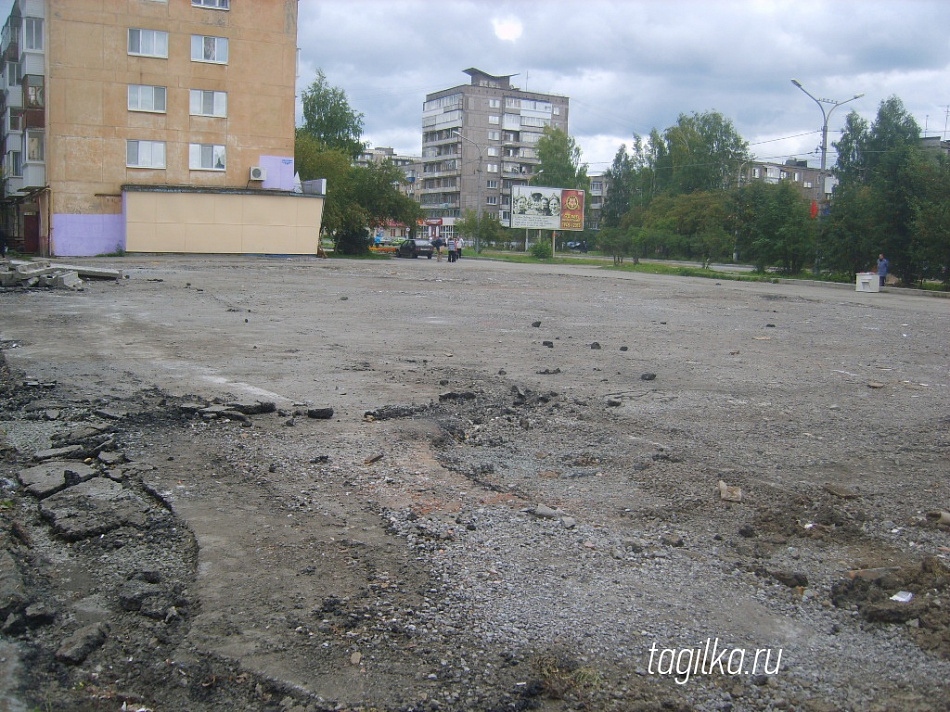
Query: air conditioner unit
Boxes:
[{"xmin": 249, "ymin": 166, "xmax": 266, "ymax": 181}]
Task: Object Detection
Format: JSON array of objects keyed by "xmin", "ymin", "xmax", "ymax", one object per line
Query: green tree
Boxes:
[
  {"xmin": 829, "ymin": 96, "xmax": 922, "ymax": 282},
  {"xmin": 734, "ymin": 182, "xmax": 816, "ymax": 274},
  {"xmin": 534, "ymin": 126, "xmax": 589, "ymax": 190},
  {"xmin": 602, "ymin": 142, "xmax": 639, "ymax": 228},
  {"xmin": 662, "ymin": 111, "xmax": 749, "ymax": 195},
  {"xmin": 822, "ymin": 184, "xmax": 879, "ymax": 276},
  {"xmin": 913, "ymin": 155, "xmax": 950, "ymax": 288},
  {"xmin": 295, "ymin": 132, "xmax": 421, "ymax": 255},
  {"xmin": 598, "ymin": 226, "xmax": 635, "ymax": 265},
  {"xmin": 456, "ymin": 209, "xmax": 505, "ymax": 249},
  {"xmin": 298, "ymin": 69, "xmax": 366, "ymax": 159}
]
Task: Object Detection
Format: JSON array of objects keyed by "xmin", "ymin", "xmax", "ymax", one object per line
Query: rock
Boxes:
[
  {"xmin": 32, "ymin": 445, "xmax": 83, "ymax": 462},
  {"xmin": 770, "ymin": 570, "xmax": 808, "ymax": 588},
  {"xmin": 55, "ymin": 622, "xmax": 109, "ymax": 664},
  {"xmin": 97, "ymin": 451, "xmax": 125, "ymax": 466},
  {"xmin": 531, "ymin": 321, "xmax": 541, "ymax": 327},
  {"xmin": 719, "ymin": 480, "xmax": 743, "ymax": 503},
  {"xmin": 38, "ymin": 478, "xmax": 152, "ymax": 541},
  {"xmin": 227, "ymin": 400, "xmax": 277, "ymax": 415},
  {"xmin": 640, "ymin": 372, "xmax": 656, "ymax": 381},
  {"xmin": 824, "ymin": 483, "xmax": 858, "ymax": 499},
  {"xmin": 18, "ymin": 461, "xmax": 97, "ymax": 498},
  {"xmin": 561, "ymin": 517, "xmax": 577, "ymax": 529},
  {"xmin": 531, "ymin": 504, "xmax": 561, "ymax": 519},
  {"xmin": 661, "ymin": 533, "xmax": 685, "ymax": 547},
  {"xmin": 0, "ymin": 550, "xmax": 27, "ymax": 619},
  {"xmin": 542, "ymin": 341, "xmax": 554, "ymax": 348},
  {"xmin": 590, "ymin": 342, "xmax": 601, "ymax": 350},
  {"xmin": 306, "ymin": 407, "xmax": 334, "ymax": 419}
]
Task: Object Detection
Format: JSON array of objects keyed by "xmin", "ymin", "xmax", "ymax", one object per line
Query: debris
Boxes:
[
  {"xmin": 926, "ymin": 510, "xmax": 950, "ymax": 525},
  {"xmin": 847, "ymin": 567, "xmax": 901, "ymax": 581},
  {"xmin": 867, "ymin": 382, "xmax": 886, "ymax": 389},
  {"xmin": 718, "ymin": 480, "xmax": 742, "ymax": 503},
  {"xmin": 824, "ymin": 483, "xmax": 859, "ymax": 499},
  {"xmin": 890, "ymin": 591, "xmax": 914, "ymax": 603},
  {"xmin": 55, "ymin": 622, "xmax": 110, "ymax": 663},
  {"xmin": 2, "ymin": 260, "xmax": 123, "ymax": 290},
  {"xmin": 364, "ymin": 453, "xmax": 384, "ymax": 465}
]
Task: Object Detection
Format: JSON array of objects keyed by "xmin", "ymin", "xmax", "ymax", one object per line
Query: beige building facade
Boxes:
[{"xmin": 1, "ymin": 0, "xmax": 322, "ymax": 256}]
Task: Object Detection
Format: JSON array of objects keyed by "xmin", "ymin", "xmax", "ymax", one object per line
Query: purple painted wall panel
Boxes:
[
  {"xmin": 260, "ymin": 155, "xmax": 295, "ymax": 191},
  {"xmin": 52, "ymin": 213, "xmax": 125, "ymax": 257}
]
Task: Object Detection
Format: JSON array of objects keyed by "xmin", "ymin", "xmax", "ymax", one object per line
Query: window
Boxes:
[
  {"xmin": 486, "ymin": 179, "xmax": 498, "ymax": 189},
  {"xmin": 5, "ymin": 61, "xmax": 20, "ymax": 88},
  {"xmin": 127, "ymin": 140, "xmax": 166, "ymax": 168},
  {"xmin": 192, "ymin": 0, "xmax": 230, "ymax": 7},
  {"xmin": 486, "ymin": 147, "xmax": 498, "ymax": 157},
  {"xmin": 489, "ymin": 99, "xmax": 500, "ymax": 108},
  {"xmin": 191, "ymin": 35, "xmax": 229, "ymax": 63},
  {"xmin": 189, "ymin": 89, "xmax": 227, "ymax": 117},
  {"xmin": 128, "ymin": 28, "xmax": 169, "ymax": 58},
  {"xmin": 24, "ymin": 75, "xmax": 43, "ymax": 108},
  {"xmin": 486, "ymin": 196, "xmax": 498, "ymax": 205},
  {"xmin": 8, "ymin": 110, "xmax": 22, "ymax": 132},
  {"xmin": 7, "ymin": 150, "xmax": 21, "ymax": 177},
  {"xmin": 23, "ymin": 17, "xmax": 42, "ymax": 51},
  {"xmin": 488, "ymin": 131, "xmax": 500, "ymax": 141},
  {"xmin": 128, "ymin": 85, "xmax": 166, "ymax": 113},
  {"xmin": 189, "ymin": 143, "xmax": 226, "ymax": 170},
  {"xmin": 485, "ymin": 163, "xmax": 498, "ymax": 173},
  {"xmin": 26, "ymin": 130, "xmax": 44, "ymax": 161},
  {"xmin": 488, "ymin": 115, "xmax": 500, "ymax": 125}
]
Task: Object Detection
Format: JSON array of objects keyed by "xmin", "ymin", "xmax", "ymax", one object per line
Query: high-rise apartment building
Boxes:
[
  {"xmin": 419, "ymin": 68, "xmax": 569, "ymax": 239},
  {"xmin": 0, "ymin": 0, "xmax": 322, "ymax": 257}
]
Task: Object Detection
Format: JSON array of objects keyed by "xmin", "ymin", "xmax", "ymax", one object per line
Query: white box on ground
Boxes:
[{"xmin": 855, "ymin": 273, "xmax": 880, "ymax": 292}]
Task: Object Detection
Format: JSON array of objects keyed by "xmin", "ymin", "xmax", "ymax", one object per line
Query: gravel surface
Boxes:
[{"xmin": 0, "ymin": 254, "xmax": 948, "ymax": 711}]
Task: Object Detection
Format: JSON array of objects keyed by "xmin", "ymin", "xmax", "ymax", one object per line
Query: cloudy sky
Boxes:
[
  {"xmin": 0, "ymin": 0, "xmax": 945, "ymax": 173},
  {"xmin": 296, "ymin": 0, "xmax": 950, "ymax": 172}
]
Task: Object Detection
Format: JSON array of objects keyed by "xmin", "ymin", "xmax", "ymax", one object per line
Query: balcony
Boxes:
[{"xmin": 21, "ymin": 160, "xmax": 44, "ymax": 189}]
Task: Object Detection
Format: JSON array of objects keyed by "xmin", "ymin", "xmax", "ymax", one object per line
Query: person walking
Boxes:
[
  {"xmin": 877, "ymin": 253, "xmax": 889, "ymax": 287},
  {"xmin": 433, "ymin": 236, "xmax": 444, "ymax": 262}
]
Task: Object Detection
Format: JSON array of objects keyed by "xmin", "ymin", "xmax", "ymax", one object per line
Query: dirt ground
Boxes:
[{"xmin": 0, "ymin": 254, "xmax": 948, "ymax": 712}]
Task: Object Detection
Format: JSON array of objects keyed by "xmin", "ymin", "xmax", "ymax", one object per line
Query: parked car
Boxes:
[{"xmin": 394, "ymin": 238, "xmax": 434, "ymax": 259}]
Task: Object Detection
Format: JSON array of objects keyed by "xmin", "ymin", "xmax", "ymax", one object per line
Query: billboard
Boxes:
[{"xmin": 511, "ymin": 185, "xmax": 585, "ymax": 231}]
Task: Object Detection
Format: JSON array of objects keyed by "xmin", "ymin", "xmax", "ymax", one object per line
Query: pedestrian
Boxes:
[
  {"xmin": 877, "ymin": 253, "xmax": 889, "ymax": 287},
  {"xmin": 432, "ymin": 236, "xmax": 444, "ymax": 262},
  {"xmin": 448, "ymin": 237, "xmax": 457, "ymax": 263},
  {"xmin": 0, "ymin": 225, "xmax": 6, "ymax": 258}
]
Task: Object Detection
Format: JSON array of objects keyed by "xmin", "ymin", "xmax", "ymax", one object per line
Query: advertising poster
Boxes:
[{"xmin": 510, "ymin": 185, "xmax": 585, "ymax": 231}]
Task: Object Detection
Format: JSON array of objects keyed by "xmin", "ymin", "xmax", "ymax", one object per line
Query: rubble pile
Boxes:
[{"xmin": 0, "ymin": 260, "xmax": 123, "ymax": 290}]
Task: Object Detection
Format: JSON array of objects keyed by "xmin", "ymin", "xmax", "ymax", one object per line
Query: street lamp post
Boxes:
[
  {"xmin": 452, "ymin": 130, "xmax": 483, "ymax": 253},
  {"xmin": 790, "ymin": 79, "xmax": 864, "ymax": 176}
]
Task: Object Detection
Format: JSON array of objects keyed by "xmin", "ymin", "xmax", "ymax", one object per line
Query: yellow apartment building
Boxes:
[{"xmin": 0, "ymin": 0, "xmax": 323, "ymax": 256}]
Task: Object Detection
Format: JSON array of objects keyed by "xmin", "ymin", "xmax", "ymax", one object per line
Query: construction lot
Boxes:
[{"xmin": 1, "ymin": 254, "xmax": 948, "ymax": 711}]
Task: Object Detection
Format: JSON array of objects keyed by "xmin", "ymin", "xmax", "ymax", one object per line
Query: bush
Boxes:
[{"xmin": 530, "ymin": 241, "xmax": 553, "ymax": 260}]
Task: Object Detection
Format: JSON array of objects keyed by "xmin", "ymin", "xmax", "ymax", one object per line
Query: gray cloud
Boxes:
[{"xmin": 296, "ymin": 0, "xmax": 950, "ymax": 170}]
